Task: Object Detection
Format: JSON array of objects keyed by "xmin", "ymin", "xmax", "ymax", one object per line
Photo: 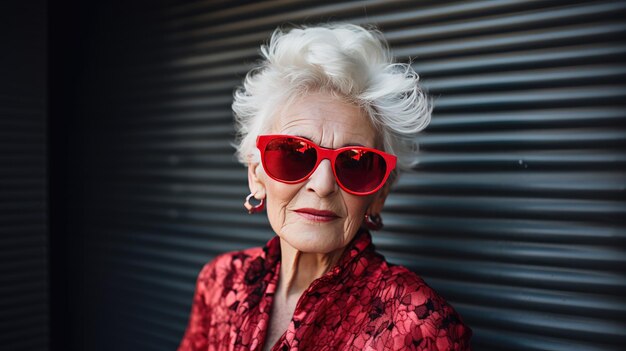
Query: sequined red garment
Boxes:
[{"xmin": 178, "ymin": 229, "xmax": 472, "ymax": 350}]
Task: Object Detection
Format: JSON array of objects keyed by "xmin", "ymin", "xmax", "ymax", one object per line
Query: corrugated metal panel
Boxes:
[
  {"xmin": 0, "ymin": 1, "xmax": 49, "ymax": 351},
  {"xmin": 79, "ymin": 1, "xmax": 626, "ymax": 350}
]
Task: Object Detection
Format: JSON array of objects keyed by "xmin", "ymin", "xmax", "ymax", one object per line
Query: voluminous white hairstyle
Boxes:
[{"xmin": 232, "ymin": 23, "xmax": 432, "ymax": 183}]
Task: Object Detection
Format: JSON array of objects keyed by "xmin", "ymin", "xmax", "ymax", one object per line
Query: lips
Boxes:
[{"xmin": 294, "ymin": 208, "xmax": 339, "ymax": 222}]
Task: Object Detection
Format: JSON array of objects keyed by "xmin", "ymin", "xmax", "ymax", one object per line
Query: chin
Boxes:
[{"xmin": 280, "ymin": 226, "xmax": 345, "ymax": 254}]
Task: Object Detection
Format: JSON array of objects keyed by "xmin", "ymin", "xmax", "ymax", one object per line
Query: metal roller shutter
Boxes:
[{"xmin": 78, "ymin": 1, "xmax": 626, "ymax": 350}]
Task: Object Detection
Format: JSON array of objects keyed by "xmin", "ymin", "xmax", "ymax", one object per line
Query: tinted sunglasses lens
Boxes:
[
  {"xmin": 335, "ymin": 149, "xmax": 387, "ymax": 193},
  {"xmin": 264, "ymin": 137, "xmax": 317, "ymax": 181}
]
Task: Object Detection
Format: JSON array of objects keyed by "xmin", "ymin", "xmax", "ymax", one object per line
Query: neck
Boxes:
[{"xmin": 277, "ymin": 238, "xmax": 344, "ymax": 301}]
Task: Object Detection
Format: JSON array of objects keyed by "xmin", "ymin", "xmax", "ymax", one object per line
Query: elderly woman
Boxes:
[{"xmin": 178, "ymin": 24, "xmax": 472, "ymax": 351}]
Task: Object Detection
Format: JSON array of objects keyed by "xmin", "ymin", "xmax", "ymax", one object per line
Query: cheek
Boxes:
[
  {"xmin": 342, "ymin": 195, "xmax": 375, "ymax": 234},
  {"xmin": 345, "ymin": 195, "xmax": 374, "ymax": 217},
  {"xmin": 264, "ymin": 180, "xmax": 302, "ymax": 229}
]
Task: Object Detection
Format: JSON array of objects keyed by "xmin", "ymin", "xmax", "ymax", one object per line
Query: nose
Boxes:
[{"xmin": 306, "ymin": 159, "xmax": 338, "ymax": 197}]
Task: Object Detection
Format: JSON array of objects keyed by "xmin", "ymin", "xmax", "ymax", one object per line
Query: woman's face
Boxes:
[{"xmin": 249, "ymin": 91, "xmax": 388, "ymax": 254}]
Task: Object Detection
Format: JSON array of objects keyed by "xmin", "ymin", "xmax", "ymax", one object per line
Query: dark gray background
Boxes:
[{"xmin": 1, "ymin": 1, "xmax": 625, "ymax": 350}]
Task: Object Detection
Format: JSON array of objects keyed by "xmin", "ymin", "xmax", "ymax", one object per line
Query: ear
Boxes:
[
  {"xmin": 247, "ymin": 162, "xmax": 266, "ymax": 200},
  {"xmin": 367, "ymin": 182, "xmax": 391, "ymax": 216}
]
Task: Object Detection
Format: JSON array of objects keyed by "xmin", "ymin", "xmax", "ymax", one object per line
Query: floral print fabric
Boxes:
[{"xmin": 178, "ymin": 229, "xmax": 472, "ymax": 350}]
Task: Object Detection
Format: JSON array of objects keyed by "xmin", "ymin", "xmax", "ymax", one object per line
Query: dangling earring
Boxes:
[
  {"xmin": 244, "ymin": 193, "xmax": 264, "ymax": 214},
  {"xmin": 364, "ymin": 214, "xmax": 383, "ymax": 230}
]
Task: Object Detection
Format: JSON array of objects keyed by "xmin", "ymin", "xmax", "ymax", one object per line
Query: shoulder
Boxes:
[
  {"xmin": 197, "ymin": 247, "xmax": 263, "ymax": 285},
  {"xmin": 190, "ymin": 245, "xmax": 269, "ymax": 312},
  {"xmin": 381, "ymin": 265, "xmax": 447, "ymax": 307},
  {"xmin": 376, "ymin": 265, "xmax": 473, "ymax": 350},
  {"xmin": 198, "ymin": 245, "xmax": 266, "ymax": 282}
]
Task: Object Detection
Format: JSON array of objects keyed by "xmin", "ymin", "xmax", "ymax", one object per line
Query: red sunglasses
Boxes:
[{"xmin": 256, "ymin": 135, "xmax": 396, "ymax": 196}]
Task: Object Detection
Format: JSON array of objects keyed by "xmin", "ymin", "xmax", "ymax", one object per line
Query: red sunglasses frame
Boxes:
[{"xmin": 256, "ymin": 134, "xmax": 397, "ymax": 196}]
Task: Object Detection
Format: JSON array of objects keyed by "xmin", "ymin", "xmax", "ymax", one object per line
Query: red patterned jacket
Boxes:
[{"xmin": 178, "ymin": 229, "xmax": 472, "ymax": 350}]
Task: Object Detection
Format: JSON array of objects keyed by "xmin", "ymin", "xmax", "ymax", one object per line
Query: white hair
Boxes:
[{"xmin": 232, "ymin": 23, "xmax": 432, "ymax": 182}]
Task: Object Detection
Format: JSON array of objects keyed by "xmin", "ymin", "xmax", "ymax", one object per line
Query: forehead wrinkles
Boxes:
[
  {"xmin": 272, "ymin": 94, "xmax": 378, "ymax": 148},
  {"xmin": 278, "ymin": 116, "xmax": 375, "ymax": 148}
]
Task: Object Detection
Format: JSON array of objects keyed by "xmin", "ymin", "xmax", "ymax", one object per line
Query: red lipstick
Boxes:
[{"xmin": 294, "ymin": 208, "xmax": 339, "ymax": 223}]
